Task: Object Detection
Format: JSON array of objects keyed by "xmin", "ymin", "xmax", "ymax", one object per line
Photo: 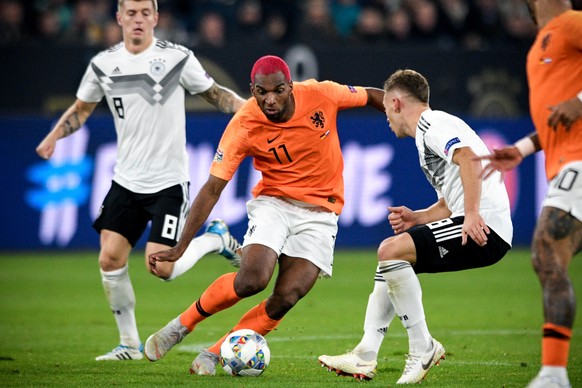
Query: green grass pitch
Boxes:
[{"xmin": 0, "ymin": 248, "xmax": 580, "ymax": 387}]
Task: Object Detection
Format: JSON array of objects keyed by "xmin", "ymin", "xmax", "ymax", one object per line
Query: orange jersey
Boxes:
[
  {"xmin": 526, "ymin": 10, "xmax": 582, "ymax": 180},
  {"xmin": 210, "ymin": 79, "xmax": 368, "ymax": 214}
]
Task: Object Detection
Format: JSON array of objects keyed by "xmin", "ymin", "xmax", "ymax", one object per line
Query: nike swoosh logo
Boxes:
[
  {"xmin": 421, "ymin": 346, "xmax": 437, "ymax": 370},
  {"xmin": 267, "ymin": 134, "xmax": 281, "ymax": 144}
]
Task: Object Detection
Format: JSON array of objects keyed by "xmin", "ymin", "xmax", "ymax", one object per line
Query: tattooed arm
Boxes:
[
  {"xmin": 199, "ymin": 83, "xmax": 246, "ymax": 114},
  {"xmin": 36, "ymin": 99, "xmax": 98, "ymax": 160}
]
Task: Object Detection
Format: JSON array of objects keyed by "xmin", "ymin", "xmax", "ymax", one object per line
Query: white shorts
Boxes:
[
  {"xmin": 542, "ymin": 161, "xmax": 582, "ymax": 222},
  {"xmin": 243, "ymin": 196, "xmax": 339, "ymax": 277}
]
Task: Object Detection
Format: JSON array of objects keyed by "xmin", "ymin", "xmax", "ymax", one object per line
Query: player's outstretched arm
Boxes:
[
  {"xmin": 476, "ymin": 132, "xmax": 541, "ymax": 180},
  {"xmin": 36, "ymin": 99, "xmax": 97, "ymax": 159},
  {"xmin": 365, "ymin": 87, "xmax": 386, "ymax": 113},
  {"xmin": 200, "ymin": 83, "xmax": 246, "ymax": 114},
  {"xmin": 149, "ymin": 174, "xmax": 228, "ymax": 267}
]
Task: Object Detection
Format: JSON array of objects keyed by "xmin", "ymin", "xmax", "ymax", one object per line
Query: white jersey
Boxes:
[
  {"xmin": 77, "ymin": 38, "xmax": 214, "ymax": 193},
  {"xmin": 415, "ymin": 110, "xmax": 513, "ymax": 246}
]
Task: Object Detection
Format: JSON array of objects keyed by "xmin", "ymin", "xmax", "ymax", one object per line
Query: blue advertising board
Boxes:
[{"xmin": 1, "ymin": 113, "xmax": 540, "ymax": 250}]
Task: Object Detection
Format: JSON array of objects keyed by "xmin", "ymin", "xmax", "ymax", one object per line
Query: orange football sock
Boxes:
[
  {"xmin": 179, "ymin": 272, "xmax": 241, "ymax": 331},
  {"xmin": 541, "ymin": 323, "xmax": 572, "ymax": 367},
  {"xmin": 207, "ymin": 300, "xmax": 281, "ymax": 355}
]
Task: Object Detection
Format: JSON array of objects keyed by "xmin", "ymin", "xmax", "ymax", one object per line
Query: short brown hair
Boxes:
[
  {"xmin": 383, "ymin": 69, "xmax": 430, "ymax": 104},
  {"xmin": 118, "ymin": 0, "xmax": 158, "ymax": 12}
]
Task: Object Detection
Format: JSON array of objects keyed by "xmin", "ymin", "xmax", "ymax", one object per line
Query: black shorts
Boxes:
[
  {"xmin": 408, "ymin": 216, "xmax": 511, "ymax": 274},
  {"xmin": 93, "ymin": 181, "xmax": 189, "ymax": 247}
]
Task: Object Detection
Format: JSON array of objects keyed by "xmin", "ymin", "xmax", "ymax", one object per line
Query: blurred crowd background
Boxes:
[{"xmin": 0, "ymin": 0, "xmax": 553, "ymax": 51}]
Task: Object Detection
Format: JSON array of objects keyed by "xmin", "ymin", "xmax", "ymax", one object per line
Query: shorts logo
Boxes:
[
  {"xmin": 214, "ymin": 147, "xmax": 224, "ymax": 163},
  {"xmin": 438, "ymin": 246, "xmax": 449, "ymax": 258},
  {"xmin": 444, "ymin": 137, "xmax": 460, "ymax": 156}
]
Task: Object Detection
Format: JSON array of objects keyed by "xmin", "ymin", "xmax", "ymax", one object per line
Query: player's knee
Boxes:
[
  {"xmin": 532, "ymin": 232, "xmax": 554, "ymax": 266},
  {"xmin": 98, "ymin": 252, "xmax": 125, "ymax": 272},
  {"xmin": 377, "ymin": 236, "xmax": 399, "ymax": 261},
  {"xmin": 234, "ymin": 273, "xmax": 270, "ymax": 297}
]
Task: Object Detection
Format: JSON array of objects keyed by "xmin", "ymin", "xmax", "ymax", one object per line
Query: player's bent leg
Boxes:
[
  {"xmin": 165, "ymin": 221, "xmax": 243, "ymax": 281},
  {"xmin": 396, "ymin": 338, "xmax": 445, "ymax": 384},
  {"xmin": 232, "ymin": 245, "xmax": 279, "ymax": 298},
  {"xmin": 144, "ymin": 316, "xmax": 190, "ymax": 362},
  {"xmin": 264, "ymin": 255, "xmax": 321, "ymax": 319}
]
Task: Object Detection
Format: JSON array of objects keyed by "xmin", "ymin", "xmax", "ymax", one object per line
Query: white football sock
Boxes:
[
  {"xmin": 167, "ymin": 233, "xmax": 223, "ymax": 281},
  {"xmin": 353, "ymin": 272, "xmax": 395, "ymax": 361},
  {"xmin": 379, "ymin": 260, "xmax": 432, "ymax": 355},
  {"xmin": 100, "ymin": 264, "xmax": 140, "ymax": 348}
]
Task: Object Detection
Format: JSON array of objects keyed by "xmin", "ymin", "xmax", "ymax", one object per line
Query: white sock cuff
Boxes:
[
  {"xmin": 100, "ymin": 264, "xmax": 129, "ymax": 280},
  {"xmin": 378, "ymin": 259, "xmax": 412, "ymax": 271},
  {"xmin": 379, "ymin": 260, "xmax": 414, "ymax": 285}
]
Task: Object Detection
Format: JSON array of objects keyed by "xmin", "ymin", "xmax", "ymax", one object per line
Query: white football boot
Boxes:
[
  {"xmin": 318, "ymin": 351, "xmax": 377, "ymax": 380},
  {"xmin": 95, "ymin": 344, "xmax": 143, "ymax": 361},
  {"xmin": 396, "ymin": 338, "xmax": 445, "ymax": 384}
]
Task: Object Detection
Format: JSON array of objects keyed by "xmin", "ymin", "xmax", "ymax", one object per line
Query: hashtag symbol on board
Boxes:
[{"xmin": 25, "ymin": 126, "xmax": 93, "ymax": 246}]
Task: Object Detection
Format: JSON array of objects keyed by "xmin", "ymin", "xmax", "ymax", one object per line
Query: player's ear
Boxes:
[
  {"xmin": 116, "ymin": 12, "xmax": 122, "ymax": 26},
  {"xmin": 393, "ymin": 97, "xmax": 401, "ymax": 113}
]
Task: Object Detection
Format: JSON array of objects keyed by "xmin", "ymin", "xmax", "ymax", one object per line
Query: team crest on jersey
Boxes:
[
  {"xmin": 311, "ymin": 111, "xmax": 325, "ymax": 128},
  {"xmin": 150, "ymin": 58, "xmax": 166, "ymax": 76}
]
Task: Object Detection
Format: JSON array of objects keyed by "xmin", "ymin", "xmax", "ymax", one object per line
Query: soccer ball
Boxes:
[{"xmin": 219, "ymin": 329, "xmax": 270, "ymax": 377}]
